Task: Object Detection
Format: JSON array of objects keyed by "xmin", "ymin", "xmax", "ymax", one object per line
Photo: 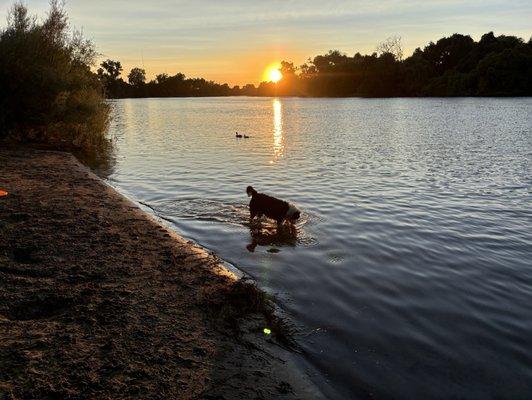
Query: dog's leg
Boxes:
[
  {"xmin": 250, "ymin": 209, "xmax": 257, "ymax": 221},
  {"xmin": 289, "ymin": 224, "xmax": 297, "ymax": 235},
  {"xmin": 246, "ymin": 238, "xmax": 258, "ymax": 252}
]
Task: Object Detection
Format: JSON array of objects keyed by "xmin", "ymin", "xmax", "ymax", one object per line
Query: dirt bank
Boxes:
[{"xmin": 0, "ymin": 149, "xmax": 323, "ymax": 399}]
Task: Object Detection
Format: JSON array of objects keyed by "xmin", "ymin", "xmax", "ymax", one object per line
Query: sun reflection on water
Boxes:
[{"xmin": 272, "ymin": 98, "xmax": 284, "ymax": 163}]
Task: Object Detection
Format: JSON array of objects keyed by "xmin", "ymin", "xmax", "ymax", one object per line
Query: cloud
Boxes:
[{"xmin": 1, "ymin": 0, "xmax": 530, "ymax": 85}]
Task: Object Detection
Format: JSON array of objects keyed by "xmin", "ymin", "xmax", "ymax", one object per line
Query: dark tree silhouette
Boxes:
[
  {"xmin": 98, "ymin": 59, "xmax": 122, "ymax": 79},
  {"xmin": 155, "ymin": 73, "xmax": 169, "ymax": 83},
  {"xmin": 128, "ymin": 68, "xmax": 146, "ymax": 86},
  {"xmin": 97, "ymin": 59, "xmax": 128, "ymax": 97},
  {"xmin": 100, "ymin": 32, "xmax": 532, "ymax": 99}
]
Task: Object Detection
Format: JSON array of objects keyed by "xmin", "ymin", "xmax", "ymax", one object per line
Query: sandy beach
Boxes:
[{"xmin": 0, "ymin": 149, "xmax": 323, "ymax": 399}]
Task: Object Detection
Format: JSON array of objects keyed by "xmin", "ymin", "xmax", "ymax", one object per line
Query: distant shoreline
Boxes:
[
  {"xmin": 0, "ymin": 149, "xmax": 324, "ymax": 399},
  {"xmin": 106, "ymin": 94, "xmax": 532, "ymax": 100},
  {"xmin": 100, "ymin": 33, "xmax": 532, "ymax": 99}
]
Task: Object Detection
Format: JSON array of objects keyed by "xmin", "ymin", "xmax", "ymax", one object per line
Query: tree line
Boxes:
[
  {"xmin": 1, "ymin": 0, "xmax": 530, "ymax": 156},
  {"xmin": 102, "ymin": 32, "xmax": 532, "ymax": 98},
  {"xmin": 97, "ymin": 63, "xmax": 238, "ymax": 98}
]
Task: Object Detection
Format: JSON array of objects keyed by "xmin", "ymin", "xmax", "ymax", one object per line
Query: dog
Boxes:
[{"xmin": 246, "ymin": 186, "xmax": 300, "ymax": 225}]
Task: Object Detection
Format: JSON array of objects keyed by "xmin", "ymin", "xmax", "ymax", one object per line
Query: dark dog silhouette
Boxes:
[{"xmin": 246, "ymin": 186, "xmax": 300, "ymax": 225}]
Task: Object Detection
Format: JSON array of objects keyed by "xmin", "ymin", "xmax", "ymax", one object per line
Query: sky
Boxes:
[{"xmin": 1, "ymin": 0, "xmax": 530, "ymax": 86}]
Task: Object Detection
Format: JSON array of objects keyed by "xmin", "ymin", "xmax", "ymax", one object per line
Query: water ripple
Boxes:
[{"xmin": 103, "ymin": 97, "xmax": 532, "ymax": 400}]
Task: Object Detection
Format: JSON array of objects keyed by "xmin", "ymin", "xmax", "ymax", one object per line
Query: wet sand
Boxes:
[{"xmin": 0, "ymin": 149, "xmax": 323, "ymax": 399}]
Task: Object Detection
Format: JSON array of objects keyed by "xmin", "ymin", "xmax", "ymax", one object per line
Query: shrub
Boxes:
[{"xmin": 0, "ymin": 1, "xmax": 111, "ymax": 153}]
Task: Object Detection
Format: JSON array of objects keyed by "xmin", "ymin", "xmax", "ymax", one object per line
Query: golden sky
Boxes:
[{"xmin": 1, "ymin": 0, "xmax": 530, "ymax": 86}]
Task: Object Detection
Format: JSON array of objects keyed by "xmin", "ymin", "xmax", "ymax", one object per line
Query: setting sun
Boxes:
[
  {"xmin": 269, "ymin": 69, "xmax": 282, "ymax": 83},
  {"xmin": 2, "ymin": 1, "xmax": 530, "ymax": 399},
  {"xmin": 263, "ymin": 63, "xmax": 282, "ymax": 83}
]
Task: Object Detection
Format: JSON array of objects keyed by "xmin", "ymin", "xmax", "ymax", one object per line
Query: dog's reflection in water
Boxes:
[{"xmin": 246, "ymin": 221, "xmax": 298, "ymax": 252}]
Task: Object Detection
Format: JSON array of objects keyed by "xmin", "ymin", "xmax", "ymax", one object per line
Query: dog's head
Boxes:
[
  {"xmin": 246, "ymin": 186, "xmax": 256, "ymax": 197},
  {"xmin": 286, "ymin": 204, "xmax": 301, "ymax": 222}
]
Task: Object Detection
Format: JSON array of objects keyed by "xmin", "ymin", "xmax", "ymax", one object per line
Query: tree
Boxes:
[
  {"xmin": 280, "ymin": 61, "xmax": 296, "ymax": 76},
  {"xmin": 276, "ymin": 61, "xmax": 301, "ymax": 95},
  {"xmin": 128, "ymin": 67, "xmax": 146, "ymax": 86},
  {"xmin": 376, "ymin": 36, "xmax": 404, "ymax": 61},
  {"xmin": 98, "ymin": 59, "xmax": 122, "ymax": 79},
  {"xmin": 155, "ymin": 73, "xmax": 169, "ymax": 84},
  {"xmin": 0, "ymin": 1, "xmax": 110, "ymax": 151},
  {"xmin": 421, "ymin": 34, "xmax": 475, "ymax": 74},
  {"xmin": 402, "ymin": 48, "xmax": 433, "ymax": 95},
  {"xmin": 95, "ymin": 31, "xmax": 532, "ymax": 99},
  {"xmin": 97, "ymin": 59, "xmax": 126, "ymax": 97},
  {"xmin": 476, "ymin": 44, "xmax": 532, "ymax": 95}
]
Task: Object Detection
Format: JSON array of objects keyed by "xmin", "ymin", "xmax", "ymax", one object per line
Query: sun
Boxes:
[
  {"xmin": 263, "ymin": 63, "xmax": 283, "ymax": 83},
  {"xmin": 269, "ymin": 69, "xmax": 282, "ymax": 83}
]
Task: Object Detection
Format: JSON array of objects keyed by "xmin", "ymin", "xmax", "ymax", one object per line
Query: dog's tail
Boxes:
[{"xmin": 246, "ymin": 186, "xmax": 257, "ymax": 197}]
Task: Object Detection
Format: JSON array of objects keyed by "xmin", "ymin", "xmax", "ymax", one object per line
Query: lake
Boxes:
[{"xmin": 97, "ymin": 97, "xmax": 532, "ymax": 399}]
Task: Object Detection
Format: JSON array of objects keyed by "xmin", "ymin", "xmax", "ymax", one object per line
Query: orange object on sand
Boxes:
[{"xmin": 0, "ymin": 189, "xmax": 8, "ymax": 197}]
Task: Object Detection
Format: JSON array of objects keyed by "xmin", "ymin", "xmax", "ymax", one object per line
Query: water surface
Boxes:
[{"xmin": 100, "ymin": 97, "xmax": 532, "ymax": 399}]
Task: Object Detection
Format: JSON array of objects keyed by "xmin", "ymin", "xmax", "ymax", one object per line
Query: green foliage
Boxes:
[{"xmin": 0, "ymin": 1, "xmax": 110, "ymax": 152}]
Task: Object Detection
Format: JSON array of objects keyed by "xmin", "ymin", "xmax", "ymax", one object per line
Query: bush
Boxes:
[{"xmin": 0, "ymin": 1, "xmax": 111, "ymax": 152}]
